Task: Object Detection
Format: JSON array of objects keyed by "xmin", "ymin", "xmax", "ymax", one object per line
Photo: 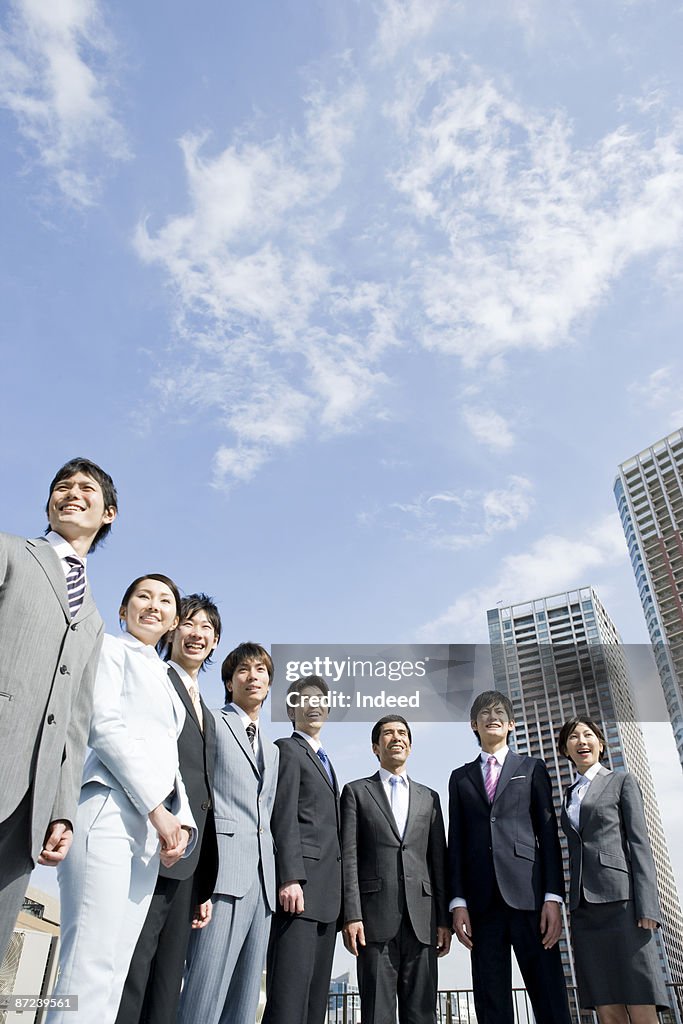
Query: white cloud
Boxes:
[
  {"xmin": 0, "ymin": 0, "xmax": 128, "ymax": 204},
  {"xmin": 419, "ymin": 513, "xmax": 627, "ymax": 640},
  {"xmin": 392, "ymin": 71, "xmax": 683, "ymax": 365},
  {"xmin": 628, "ymin": 365, "xmax": 683, "ymax": 428},
  {"xmin": 393, "ymin": 475, "xmax": 534, "ymax": 549},
  {"xmin": 462, "ymin": 406, "xmax": 516, "ymax": 451},
  {"xmin": 373, "ymin": 0, "xmax": 448, "ymax": 63}
]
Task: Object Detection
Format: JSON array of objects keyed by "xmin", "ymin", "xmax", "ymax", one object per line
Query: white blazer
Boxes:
[{"xmin": 81, "ymin": 632, "xmax": 196, "ymax": 860}]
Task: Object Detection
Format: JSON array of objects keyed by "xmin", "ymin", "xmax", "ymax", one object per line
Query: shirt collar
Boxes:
[
  {"xmin": 575, "ymin": 762, "xmax": 604, "ymax": 785},
  {"xmin": 480, "ymin": 746, "xmax": 508, "ymax": 767},
  {"xmin": 379, "ymin": 766, "xmax": 408, "ymax": 785},
  {"xmin": 46, "ymin": 530, "xmax": 87, "ymax": 567},
  {"xmin": 119, "ymin": 631, "xmax": 162, "ymax": 660},
  {"xmin": 168, "ymin": 659, "xmax": 196, "ymax": 690},
  {"xmin": 230, "ymin": 701, "xmax": 259, "ymax": 732},
  {"xmin": 294, "ymin": 729, "xmax": 321, "ymax": 752}
]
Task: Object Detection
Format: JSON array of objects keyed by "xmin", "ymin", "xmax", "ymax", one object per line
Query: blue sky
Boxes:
[{"xmin": 3, "ymin": 0, "xmax": 683, "ymax": 988}]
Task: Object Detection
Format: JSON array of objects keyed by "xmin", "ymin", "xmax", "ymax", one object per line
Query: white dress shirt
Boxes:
[
  {"xmin": 378, "ymin": 766, "xmax": 409, "ymax": 837},
  {"xmin": 566, "ymin": 761, "xmax": 606, "ymax": 832}
]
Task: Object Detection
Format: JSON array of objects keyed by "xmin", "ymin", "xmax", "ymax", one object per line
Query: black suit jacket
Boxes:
[
  {"xmin": 161, "ymin": 667, "xmax": 218, "ymax": 902},
  {"xmin": 341, "ymin": 772, "xmax": 449, "ymax": 945},
  {"xmin": 270, "ymin": 733, "xmax": 342, "ymax": 924},
  {"xmin": 448, "ymin": 750, "xmax": 564, "ymax": 913}
]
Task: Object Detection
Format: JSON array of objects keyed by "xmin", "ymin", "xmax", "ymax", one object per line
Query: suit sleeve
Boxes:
[
  {"xmin": 49, "ymin": 623, "xmax": 103, "ymax": 827},
  {"xmin": 529, "ymin": 760, "xmax": 565, "ymax": 900},
  {"xmin": 428, "ymin": 790, "xmax": 451, "ymax": 928},
  {"xmin": 88, "ymin": 637, "xmax": 185, "ymax": 816},
  {"xmin": 620, "ymin": 773, "xmax": 661, "ymax": 923},
  {"xmin": 341, "ymin": 784, "xmax": 363, "ymax": 924},
  {"xmin": 447, "ymin": 770, "xmax": 465, "ymax": 902},
  {"xmin": 271, "ymin": 741, "xmax": 307, "ymax": 887}
]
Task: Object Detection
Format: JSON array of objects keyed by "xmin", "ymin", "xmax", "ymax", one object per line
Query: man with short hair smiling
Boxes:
[
  {"xmin": 448, "ymin": 690, "xmax": 571, "ymax": 1024},
  {"xmin": 263, "ymin": 675, "xmax": 342, "ymax": 1024},
  {"xmin": 0, "ymin": 457, "xmax": 117, "ymax": 961},
  {"xmin": 116, "ymin": 593, "xmax": 222, "ymax": 1024},
  {"xmin": 341, "ymin": 716, "xmax": 451, "ymax": 1024},
  {"xmin": 177, "ymin": 642, "xmax": 279, "ymax": 1024}
]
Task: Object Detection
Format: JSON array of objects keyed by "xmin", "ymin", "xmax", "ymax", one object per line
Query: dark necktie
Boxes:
[
  {"xmin": 317, "ymin": 746, "xmax": 334, "ymax": 787},
  {"xmin": 246, "ymin": 721, "xmax": 256, "ymax": 753},
  {"xmin": 65, "ymin": 556, "xmax": 86, "ymax": 618}
]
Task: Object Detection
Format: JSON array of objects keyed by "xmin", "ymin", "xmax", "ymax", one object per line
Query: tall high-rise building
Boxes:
[
  {"xmin": 615, "ymin": 429, "xmax": 683, "ymax": 769},
  {"xmin": 487, "ymin": 586, "xmax": 683, "ymax": 1024}
]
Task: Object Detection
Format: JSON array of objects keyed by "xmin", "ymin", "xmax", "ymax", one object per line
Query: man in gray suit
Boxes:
[
  {"xmin": 0, "ymin": 457, "xmax": 117, "ymax": 961},
  {"xmin": 177, "ymin": 642, "xmax": 279, "ymax": 1024},
  {"xmin": 341, "ymin": 716, "xmax": 451, "ymax": 1024}
]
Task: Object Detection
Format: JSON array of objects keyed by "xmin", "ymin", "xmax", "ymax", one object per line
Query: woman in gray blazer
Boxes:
[
  {"xmin": 48, "ymin": 574, "xmax": 196, "ymax": 1024},
  {"xmin": 558, "ymin": 716, "xmax": 669, "ymax": 1024}
]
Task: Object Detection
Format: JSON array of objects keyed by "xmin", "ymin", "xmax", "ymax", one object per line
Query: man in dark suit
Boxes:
[
  {"xmin": 341, "ymin": 716, "xmax": 451, "ymax": 1024},
  {"xmin": 263, "ymin": 675, "xmax": 342, "ymax": 1024},
  {"xmin": 448, "ymin": 690, "xmax": 571, "ymax": 1024},
  {"xmin": 115, "ymin": 593, "xmax": 221, "ymax": 1024},
  {"xmin": 0, "ymin": 457, "xmax": 117, "ymax": 963}
]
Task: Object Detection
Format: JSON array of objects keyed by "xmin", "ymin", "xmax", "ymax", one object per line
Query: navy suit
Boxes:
[
  {"xmin": 448, "ymin": 750, "xmax": 571, "ymax": 1024},
  {"xmin": 262, "ymin": 733, "xmax": 342, "ymax": 1024}
]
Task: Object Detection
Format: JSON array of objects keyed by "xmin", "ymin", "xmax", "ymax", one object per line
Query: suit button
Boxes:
[
  {"xmin": 201, "ymin": 800, "xmax": 210, "ymax": 811},
  {"xmin": 70, "ymin": 623, "xmax": 78, "ymax": 631},
  {"xmin": 337, "ymin": 855, "xmax": 342, "ymax": 862},
  {"xmin": 47, "ymin": 714, "xmax": 56, "ymax": 725},
  {"xmin": 259, "ymin": 827, "xmax": 264, "ymax": 834},
  {"xmin": 402, "ymin": 844, "xmax": 407, "ymax": 851},
  {"xmin": 490, "ymin": 816, "xmax": 496, "ymax": 823},
  {"xmin": 59, "ymin": 665, "xmax": 69, "ymax": 675}
]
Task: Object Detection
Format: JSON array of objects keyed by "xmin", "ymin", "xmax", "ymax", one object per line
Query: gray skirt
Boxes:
[{"xmin": 571, "ymin": 898, "xmax": 670, "ymax": 1009}]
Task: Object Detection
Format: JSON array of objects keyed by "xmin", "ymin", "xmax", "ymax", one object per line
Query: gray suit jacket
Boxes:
[
  {"xmin": 211, "ymin": 704, "xmax": 279, "ymax": 911},
  {"xmin": 561, "ymin": 768, "xmax": 661, "ymax": 922},
  {"xmin": 341, "ymin": 772, "xmax": 450, "ymax": 945},
  {"xmin": 0, "ymin": 533, "xmax": 103, "ymax": 859}
]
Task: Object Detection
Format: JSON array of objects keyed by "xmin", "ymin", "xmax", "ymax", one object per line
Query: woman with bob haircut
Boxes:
[
  {"xmin": 558, "ymin": 715, "xmax": 669, "ymax": 1024},
  {"xmin": 48, "ymin": 574, "xmax": 196, "ymax": 1024}
]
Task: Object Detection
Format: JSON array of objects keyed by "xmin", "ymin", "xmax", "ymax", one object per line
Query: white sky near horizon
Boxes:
[{"xmin": 3, "ymin": 0, "xmax": 683, "ymax": 991}]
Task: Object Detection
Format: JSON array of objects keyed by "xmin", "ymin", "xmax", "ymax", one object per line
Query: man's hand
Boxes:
[
  {"xmin": 149, "ymin": 806, "xmax": 189, "ymax": 867},
  {"xmin": 342, "ymin": 921, "xmax": 366, "ymax": 956},
  {"xmin": 436, "ymin": 925, "xmax": 452, "ymax": 957},
  {"xmin": 638, "ymin": 918, "xmax": 658, "ymax": 930},
  {"xmin": 38, "ymin": 820, "xmax": 73, "ymax": 866},
  {"xmin": 452, "ymin": 907, "xmax": 473, "ymax": 950},
  {"xmin": 540, "ymin": 900, "xmax": 562, "ymax": 949},
  {"xmin": 279, "ymin": 881, "xmax": 305, "ymax": 915},
  {"xmin": 192, "ymin": 900, "xmax": 213, "ymax": 929}
]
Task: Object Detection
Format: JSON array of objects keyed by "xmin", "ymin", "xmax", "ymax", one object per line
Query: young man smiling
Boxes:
[
  {"xmin": 177, "ymin": 643, "xmax": 279, "ymax": 1024},
  {"xmin": 0, "ymin": 457, "xmax": 117, "ymax": 961},
  {"xmin": 116, "ymin": 593, "xmax": 222, "ymax": 1024},
  {"xmin": 448, "ymin": 691, "xmax": 571, "ymax": 1024}
]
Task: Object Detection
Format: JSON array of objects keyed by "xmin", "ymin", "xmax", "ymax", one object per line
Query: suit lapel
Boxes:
[
  {"xmin": 222, "ymin": 706, "xmax": 259, "ymax": 775},
  {"xmin": 492, "ymin": 749, "xmax": 523, "ymax": 803},
  {"xmin": 465, "ymin": 757, "xmax": 489, "ymax": 808},
  {"xmin": 404, "ymin": 778, "xmax": 427, "ymax": 836},
  {"xmin": 26, "ymin": 538, "xmax": 70, "ymax": 618},
  {"xmin": 167, "ymin": 665, "xmax": 202, "ymax": 732},
  {"xmin": 366, "ymin": 772, "xmax": 401, "ymax": 840},
  {"xmin": 202, "ymin": 699, "xmax": 217, "ymax": 786},
  {"xmin": 293, "ymin": 733, "xmax": 335, "ymax": 792},
  {"xmin": 576, "ymin": 766, "xmax": 611, "ymax": 829}
]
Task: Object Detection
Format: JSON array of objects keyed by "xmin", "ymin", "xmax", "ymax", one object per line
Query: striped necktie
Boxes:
[
  {"xmin": 246, "ymin": 721, "xmax": 256, "ymax": 752},
  {"xmin": 65, "ymin": 556, "xmax": 86, "ymax": 618},
  {"xmin": 317, "ymin": 747, "xmax": 334, "ymax": 787},
  {"xmin": 485, "ymin": 755, "xmax": 500, "ymax": 803}
]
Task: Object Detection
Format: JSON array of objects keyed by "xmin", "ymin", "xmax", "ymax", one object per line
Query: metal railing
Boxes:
[{"xmin": 326, "ymin": 983, "xmax": 683, "ymax": 1024}]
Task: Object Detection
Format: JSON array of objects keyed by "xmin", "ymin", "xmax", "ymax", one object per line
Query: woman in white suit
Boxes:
[
  {"xmin": 48, "ymin": 574, "xmax": 196, "ymax": 1024},
  {"xmin": 558, "ymin": 716, "xmax": 669, "ymax": 1024}
]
